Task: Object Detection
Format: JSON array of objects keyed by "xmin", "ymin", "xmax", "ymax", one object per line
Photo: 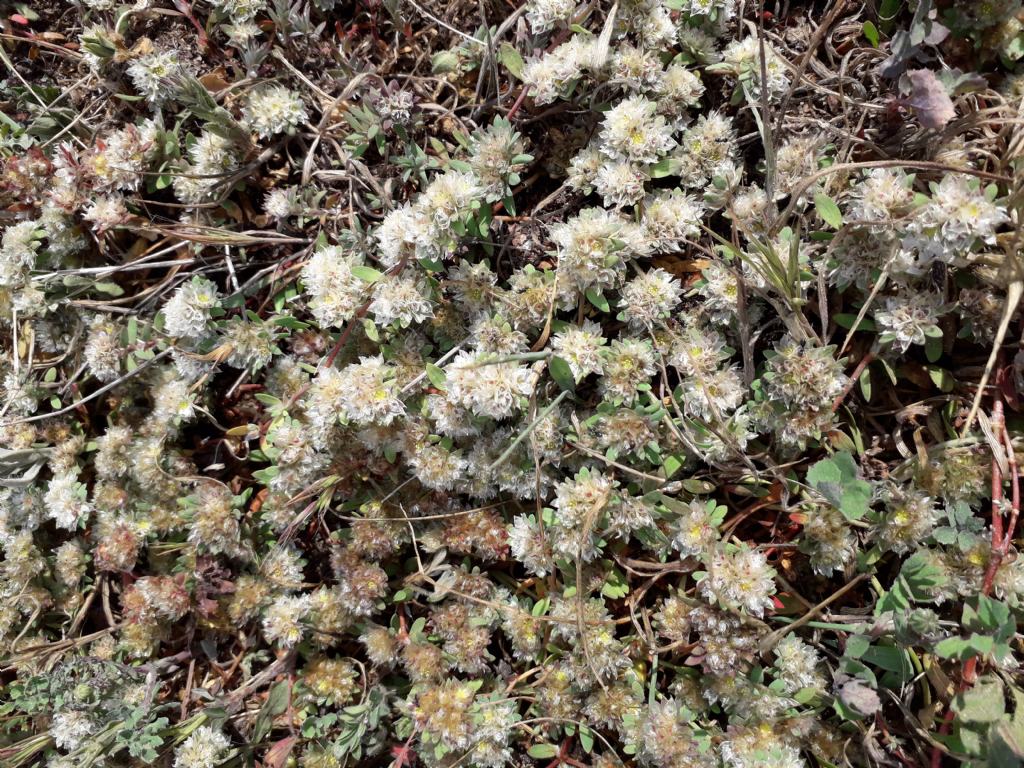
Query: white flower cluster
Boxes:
[
  {"xmin": 699, "ymin": 545, "xmax": 777, "ymax": 616},
  {"xmin": 719, "ymin": 35, "xmax": 790, "ymax": 99},
  {"xmin": 525, "ymin": 0, "xmax": 577, "ymax": 33},
  {"xmin": 174, "ymin": 726, "xmax": 231, "ymax": 768},
  {"xmin": 875, "ymin": 292, "xmax": 946, "ymax": 352},
  {"xmin": 262, "ymin": 592, "xmax": 311, "ymax": 647},
  {"xmin": 550, "ymin": 208, "xmax": 646, "ymax": 297},
  {"xmin": 306, "ymin": 356, "xmax": 404, "ymax": 436},
  {"xmin": 173, "ymin": 130, "xmax": 239, "ymax": 204},
  {"xmin": 445, "ymin": 352, "xmax": 537, "ymax": 419},
  {"xmin": 377, "ymin": 171, "xmax": 482, "ymax": 263},
  {"xmin": 44, "ymin": 470, "xmax": 91, "ymax": 530},
  {"xmin": 243, "ymin": 85, "xmax": 308, "ymax": 138},
  {"xmin": 163, "ymin": 277, "xmax": 221, "ymax": 339},
  {"xmin": 209, "ymin": 0, "xmax": 267, "ymax": 20},
  {"xmin": 301, "ymin": 245, "xmax": 367, "ymax": 328},
  {"xmin": 126, "ymin": 50, "xmax": 185, "ymax": 102}
]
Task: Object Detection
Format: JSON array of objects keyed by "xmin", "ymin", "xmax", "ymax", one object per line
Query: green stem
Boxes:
[{"xmin": 487, "ymin": 390, "xmax": 569, "ymax": 472}]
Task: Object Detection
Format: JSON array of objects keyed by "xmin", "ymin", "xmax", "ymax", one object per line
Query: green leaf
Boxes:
[
  {"xmin": 833, "ymin": 313, "xmax": 876, "ymax": 332},
  {"xmin": 845, "ymin": 635, "xmax": 871, "ymax": 659},
  {"xmin": 935, "ymin": 634, "xmax": 992, "ymax": 661},
  {"xmin": 954, "ymin": 676, "xmax": 1006, "ymax": 724},
  {"xmin": 662, "ymin": 454, "xmax": 685, "ymax": 479},
  {"xmin": 814, "ymin": 193, "xmax": 844, "ymax": 229},
  {"xmin": 426, "ymin": 363, "xmax": 447, "ymax": 389},
  {"xmin": 601, "ymin": 566, "xmax": 629, "ymax": 599},
  {"xmin": 859, "ymin": 367, "xmax": 872, "ymax": 401},
  {"xmin": 527, "ymin": 744, "xmax": 559, "ymax": 759},
  {"xmin": 806, "ymin": 451, "xmax": 871, "ymax": 521},
  {"xmin": 498, "ymin": 42, "xmax": 525, "ymax": 80},
  {"xmin": 927, "ymin": 365, "xmax": 954, "ymax": 392},
  {"xmin": 549, "ymin": 356, "xmax": 576, "ymax": 393},
  {"xmin": 585, "ymin": 287, "xmax": 610, "ymax": 312},
  {"xmin": 93, "ymin": 281, "xmax": 125, "ymax": 296},
  {"xmin": 863, "ymin": 20, "xmax": 880, "ymax": 47},
  {"xmin": 578, "ymin": 725, "xmax": 595, "ymax": 753},
  {"xmin": 351, "ymin": 265, "xmax": 384, "ymax": 283},
  {"xmin": 990, "ymin": 690, "xmax": 1024, "ymax": 767},
  {"xmin": 253, "ymin": 680, "xmax": 291, "ymax": 742}
]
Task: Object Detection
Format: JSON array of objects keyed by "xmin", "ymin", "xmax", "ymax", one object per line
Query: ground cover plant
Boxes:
[{"xmin": 0, "ymin": 0, "xmax": 1024, "ymax": 765}]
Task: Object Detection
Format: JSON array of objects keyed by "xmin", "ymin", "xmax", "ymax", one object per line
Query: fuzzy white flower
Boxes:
[
  {"xmin": 675, "ymin": 111, "xmax": 737, "ymax": 189},
  {"xmin": 672, "ymin": 499, "xmax": 721, "ymax": 557},
  {"xmin": 916, "ymin": 173, "xmax": 1008, "ymax": 258},
  {"xmin": 376, "ymin": 204, "xmax": 429, "ymax": 267},
  {"xmin": 526, "ymin": 0, "xmax": 577, "ymax": 34},
  {"xmin": 875, "ymin": 292, "xmax": 945, "ymax": 352},
  {"xmin": 307, "ymin": 356, "xmax": 404, "ymax": 433},
  {"xmin": 210, "ymin": 0, "xmax": 267, "ymax": 19},
  {"xmin": 153, "ymin": 378, "xmax": 199, "ymax": 424},
  {"xmin": 849, "ymin": 168, "xmax": 915, "ymax": 224},
  {"xmin": 681, "ymin": 367, "xmax": 745, "ymax": 420},
  {"xmin": 0, "ymin": 221, "xmax": 40, "ymax": 286},
  {"xmin": 370, "ymin": 273, "xmax": 433, "ymax": 327},
  {"xmin": 50, "ymin": 710, "xmax": 97, "ymax": 751},
  {"xmin": 635, "ymin": 3, "xmax": 676, "ymax": 48},
  {"xmin": 163, "ymin": 277, "xmax": 220, "ymax": 339},
  {"xmin": 243, "ymin": 85, "xmax": 308, "ymax": 138},
  {"xmin": 445, "ymin": 351, "xmax": 536, "ymax": 419},
  {"xmin": 301, "ymin": 246, "xmax": 366, "ymax": 328},
  {"xmin": 522, "ymin": 37, "xmax": 596, "ymax": 105},
  {"xmin": 89, "ymin": 124, "xmax": 152, "ymax": 192},
  {"xmin": 189, "ymin": 130, "xmax": 237, "ymax": 173},
  {"xmin": 773, "ymin": 635, "xmax": 825, "ymax": 694},
  {"xmin": 264, "ymin": 186, "xmax": 301, "ymax": 220},
  {"xmin": 593, "ymin": 160, "xmax": 648, "ymax": 208},
  {"xmin": 642, "ymin": 189, "xmax": 704, "ymax": 252},
  {"xmin": 550, "ymin": 468, "xmax": 616, "ymax": 560},
  {"xmin": 699, "ymin": 545, "xmax": 776, "ymax": 616},
  {"xmin": 729, "ymin": 185, "xmax": 771, "ymax": 229},
  {"xmin": 620, "ymin": 268, "xmax": 682, "ymax": 328},
  {"xmin": 425, "ymin": 393, "xmax": 477, "ymax": 437},
  {"xmin": 126, "ymin": 50, "xmax": 183, "ymax": 102},
  {"xmin": 447, "ymin": 259, "xmax": 497, "ymax": 317},
  {"xmin": 611, "ymin": 44, "xmax": 664, "ymax": 92},
  {"xmin": 82, "ymin": 194, "xmax": 128, "ymax": 233},
  {"xmin": 721, "ymin": 36, "xmax": 790, "ymax": 99},
  {"xmin": 174, "ymin": 726, "xmax": 231, "ymax": 768},
  {"xmin": 45, "ymin": 470, "xmax": 91, "ymax": 530},
  {"xmin": 263, "ymin": 593, "xmax": 311, "ymax": 647},
  {"xmin": 418, "ymin": 170, "xmax": 482, "ymax": 245},
  {"xmin": 84, "ymin": 316, "xmax": 123, "ymax": 382},
  {"xmin": 550, "ymin": 208, "xmax": 645, "ymax": 295},
  {"xmin": 669, "ymin": 323, "xmax": 729, "ymax": 377},
  {"xmin": 566, "ymin": 144, "xmax": 603, "ymax": 193},
  {"xmin": 680, "ymin": 0, "xmax": 736, "ymax": 20},
  {"xmin": 508, "ymin": 515, "xmax": 555, "ymax": 576},
  {"xmin": 550, "ymin": 319, "xmax": 606, "ymax": 380},
  {"xmin": 599, "ymin": 338, "xmax": 656, "ymax": 403},
  {"xmin": 599, "ymin": 96, "xmax": 676, "ymax": 164},
  {"xmin": 409, "ymin": 442, "xmax": 467, "ymax": 490},
  {"xmin": 656, "ymin": 63, "xmax": 705, "ymax": 111}
]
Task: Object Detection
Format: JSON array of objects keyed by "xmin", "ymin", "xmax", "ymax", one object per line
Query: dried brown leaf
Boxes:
[{"xmin": 907, "ymin": 69, "xmax": 956, "ymax": 130}]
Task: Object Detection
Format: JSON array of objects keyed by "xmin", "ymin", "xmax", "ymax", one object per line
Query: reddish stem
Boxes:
[
  {"xmin": 931, "ymin": 384, "xmax": 1019, "ymax": 766},
  {"xmin": 832, "ymin": 350, "xmax": 876, "ymax": 411},
  {"xmin": 506, "ymin": 87, "xmax": 530, "ymax": 120}
]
